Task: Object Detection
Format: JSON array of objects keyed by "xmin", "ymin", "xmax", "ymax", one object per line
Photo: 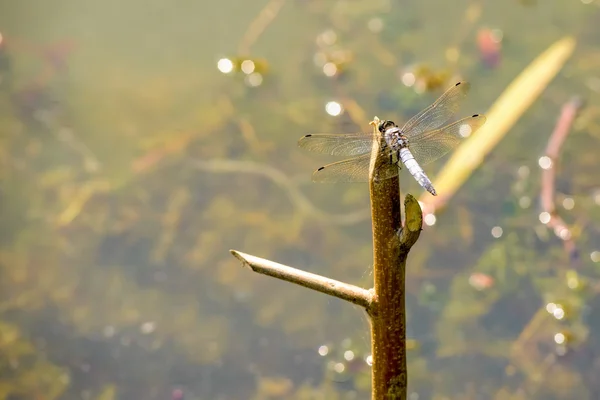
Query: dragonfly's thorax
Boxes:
[{"xmin": 378, "ymin": 119, "xmax": 409, "ymax": 150}]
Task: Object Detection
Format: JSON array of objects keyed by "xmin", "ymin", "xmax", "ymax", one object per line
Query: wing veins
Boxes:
[
  {"xmin": 298, "ymin": 133, "xmax": 378, "ymax": 156},
  {"xmin": 407, "ymin": 114, "xmax": 486, "ymax": 166},
  {"xmin": 401, "ymin": 81, "xmax": 471, "ymax": 138}
]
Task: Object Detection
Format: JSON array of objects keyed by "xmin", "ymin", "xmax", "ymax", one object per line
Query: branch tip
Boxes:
[
  {"xmin": 228, "ymin": 250, "xmax": 374, "ymax": 310},
  {"xmin": 230, "ymin": 249, "xmax": 253, "ymax": 270}
]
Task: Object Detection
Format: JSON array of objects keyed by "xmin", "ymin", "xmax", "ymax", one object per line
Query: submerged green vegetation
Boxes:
[{"xmin": 1, "ymin": 0, "xmax": 600, "ymax": 398}]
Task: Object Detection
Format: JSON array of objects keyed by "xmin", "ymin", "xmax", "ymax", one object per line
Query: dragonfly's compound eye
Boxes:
[{"xmin": 378, "ymin": 120, "xmax": 397, "ymax": 133}]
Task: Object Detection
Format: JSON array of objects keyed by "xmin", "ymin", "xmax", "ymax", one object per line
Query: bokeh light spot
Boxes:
[
  {"xmin": 325, "ymin": 101, "xmax": 343, "ymax": 116},
  {"xmin": 459, "ymin": 123, "xmax": 473, "ymax": 138},
  {"xmin": 245, "ymin": 72, "xmax": 263, "ymax": 87},
  {"xmin": 140, "ymin": 321, "xmax": 156, "ymax": 334},
  {"xmin": 323, "ymin": 62, "xmax": 338, "ymax": 77},
  {"xmin": 538, "ymin": 156, "xmax": 553, "ymax": 170},
  {"xmin": 491, "ymin": 226, "xmax": 503, "ymax": 238},
  {"xmin": 562, "ymin": 197, "xmax": 575, "ymax": 210},
  {"xmin": 556, "ymin": 227, "xmax": 572, "ymax": 241},
  {"xmin": 318, "ymin": 345, "xmax": 329, "ymax": 356},
  {"xmin": 539, "ymin": 212, "xmax": 551, "ymax": 224},
  {"xmin": 553, "ymin": 307, "xmax": 565, "ymax": 320},
  {"xmin": 343, "ymin": 350, "xmax": 355, "ymax": 361},
  {"xmin": 401, "ymin": 72, "xmax": 416, "ymax": 87},
  {"xmin": 240, "ymin": 60, "xmax": 255, "ymax": 74},
  {"xmin": 217, "ymin": 58, "xmax": 234, "ymax": 74},
  {"xmin": 519, "ymin": 196, "xmax": 531, "ymax": 209},
  {"xmin": 517, "ymin": 165, "xmax": 530, "ymax": 179},
  {"xmin": 424, "ymin": 213, "xmax": 436, "ymax": 226}
]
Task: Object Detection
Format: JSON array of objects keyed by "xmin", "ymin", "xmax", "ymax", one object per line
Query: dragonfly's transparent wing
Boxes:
[
  {"xmin": 298, "ymin": 133, "xmax": 377, "ymax": 156},
  {"xmin": 312, "ymin": 152, "xmax": 399, "ymax": 183},
  {"xmin": 402, "ymin": 81, "xmax": 471, "ymax": 138},
  {"xmin": 408, "ymin": 114, "xmax": 487, "ymax": 166}
]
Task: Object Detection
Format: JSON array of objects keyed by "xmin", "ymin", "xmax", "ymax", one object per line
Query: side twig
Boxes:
[{"xmin": 230, "ymin": 250, "xmax": 374, "ymax": 309}]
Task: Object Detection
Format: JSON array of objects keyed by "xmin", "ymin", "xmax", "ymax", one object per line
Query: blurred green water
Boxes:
[{"xmin": 1, "ymin": 0, "xmax": 600, "ymax": 399}]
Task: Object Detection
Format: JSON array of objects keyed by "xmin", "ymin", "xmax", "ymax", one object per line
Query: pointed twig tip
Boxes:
[{"xmin": 230, "ymin": 249, "xmax": 252, "ymax": 270}]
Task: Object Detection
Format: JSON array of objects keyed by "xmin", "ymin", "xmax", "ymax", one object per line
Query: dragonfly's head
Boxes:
[{"xmin": 377, "ymin": 120, "xmax": 398, "ymax": 133}]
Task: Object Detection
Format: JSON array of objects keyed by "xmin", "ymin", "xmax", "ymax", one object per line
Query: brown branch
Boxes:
[
  {"xmin": 540, "ymin": 96, "xmax": 583, "ymax": 266},
  {"xmin": 368, "ymin": 119, "xmax": 422, "ymax": 399},
  {"xmin": 230, "ymin": 118, "xmax": 423, "ymax": 400},
  {"xmin": 230, "ymin": 250, "xmax": 374, "ymax": 309}
]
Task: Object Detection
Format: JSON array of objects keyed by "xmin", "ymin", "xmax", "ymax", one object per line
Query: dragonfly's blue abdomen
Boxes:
[{"xmin": 399, "ymin": 148, "xmax": 437, "ymax": 196}]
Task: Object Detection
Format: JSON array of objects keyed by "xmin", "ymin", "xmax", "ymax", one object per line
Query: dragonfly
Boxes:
[{"xmin": 297, "ymin": 81, "xmax": 487, "ymax": 196}]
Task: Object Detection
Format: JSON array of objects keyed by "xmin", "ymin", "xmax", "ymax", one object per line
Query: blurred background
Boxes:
[{"xmin": 1, "ymin": 0, "xmax": 600, "ymax": 399}]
